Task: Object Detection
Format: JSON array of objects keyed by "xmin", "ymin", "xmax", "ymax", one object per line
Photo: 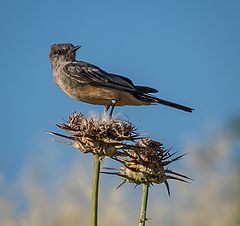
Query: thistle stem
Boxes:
[
  {"xmin": 139, "ymin": 183, "xmax": 149, "ymax": 226},
  {"xmin": 91, "ymin": 154, "xmax": 101, "ymax": 226}
]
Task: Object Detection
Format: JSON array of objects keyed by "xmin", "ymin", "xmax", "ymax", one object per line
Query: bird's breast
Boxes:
[{"xmin": 52, "ymin": 65, "xmax": 120, "ymax": 105}]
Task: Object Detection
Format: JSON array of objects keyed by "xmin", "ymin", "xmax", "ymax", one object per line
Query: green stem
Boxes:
[
  {"xmin": 91, "ymin": 154, "xmax": 101, "ymax": 226},
  {"xmin": 139, "ymin": 183, "xmax": 149, "ymax": 226}
]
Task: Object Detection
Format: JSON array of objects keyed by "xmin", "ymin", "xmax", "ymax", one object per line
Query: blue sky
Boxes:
[{"xmin": 1, "ymin": 0, "xmax": 240, "ymax": 181}]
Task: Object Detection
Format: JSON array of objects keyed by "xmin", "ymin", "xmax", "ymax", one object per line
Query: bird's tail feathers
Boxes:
[
  {"xmin": 154, "ymin": 97, "xmax": 194, "ymax": 112},
  {"xmin": 136, "ymin": 94, "xmax": 194, "ymax": 112}
]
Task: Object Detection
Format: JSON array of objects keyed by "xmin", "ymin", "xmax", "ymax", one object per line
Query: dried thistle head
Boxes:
[
  {"xmin": 48, "ymin": 112, "xmax": 191, "ymax": 195},
  {"xmin": 102, "ymin": 138, "xmax": 191, "ymax": 196},
  {"xmin": 48, "ymin": 112, "xmax": 138, "ymax": 157}
]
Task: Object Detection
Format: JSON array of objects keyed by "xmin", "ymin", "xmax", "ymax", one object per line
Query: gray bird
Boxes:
[{"xmin": 49, "ymin": 43, "xmax": 193, "ymax": 115}]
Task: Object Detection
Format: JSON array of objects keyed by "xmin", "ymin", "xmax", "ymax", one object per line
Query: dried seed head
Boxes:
[
  {"xmin": 49, "ymin": 112, "xmax": 138, "ymax": 157},
  {"xmin": 103, "ymin": 138, "xmax": 191, "ymax": 196},
  {"xmin": 48, "ymin": 111, "xmax": 191, "ymax": 195}
]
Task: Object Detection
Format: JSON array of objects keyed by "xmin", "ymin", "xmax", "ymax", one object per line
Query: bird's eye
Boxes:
[{"xmin": 55, "ymin": 50, "xmax": 62, "ymax": 55}]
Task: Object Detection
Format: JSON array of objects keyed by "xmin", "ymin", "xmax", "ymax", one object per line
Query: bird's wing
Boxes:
[{"xmin": 63, "ymin": 62, "xmax": 137, "ymax": 91}]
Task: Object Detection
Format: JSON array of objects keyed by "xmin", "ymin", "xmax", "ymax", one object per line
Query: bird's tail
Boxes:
[
  {"xmin": 136, "ymin": 93, "xmax": 194, "ymax": 112},
  {"xmin": 154, "ymin": 97, "xmax": 194, "ymax": 112}
]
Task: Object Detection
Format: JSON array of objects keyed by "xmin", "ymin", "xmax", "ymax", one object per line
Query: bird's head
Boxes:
[{"xmin": 49, "ymin": 43, "xmax": 81, "ymax": 64}]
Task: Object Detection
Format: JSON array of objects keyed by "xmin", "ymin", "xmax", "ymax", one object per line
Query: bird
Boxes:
[{"xmin": 49, "ymin": 43, "xmax": 193, "ymax": 116}]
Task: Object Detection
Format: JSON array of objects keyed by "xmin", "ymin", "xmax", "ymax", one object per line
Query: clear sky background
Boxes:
[{"xmin": 1, "ymin": 0, "xmax": 239, "ymax": 183}]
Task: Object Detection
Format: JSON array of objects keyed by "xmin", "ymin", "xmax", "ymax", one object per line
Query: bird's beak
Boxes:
[{"xmin": 72, "ymin": 45, "xmax": 81, "ymax": 52}]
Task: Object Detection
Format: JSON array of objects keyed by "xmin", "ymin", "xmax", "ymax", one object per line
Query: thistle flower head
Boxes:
[
  {"xmin": 48, "ymin": 112, "xmax": 138, "ymax": 157},
  {"xmin": 103, "ymin": 138, "xmax": 191, "ymax": 196},
  {"xmin": 48, "ymin": 112, "xmax": 191, "ymax": 195}
]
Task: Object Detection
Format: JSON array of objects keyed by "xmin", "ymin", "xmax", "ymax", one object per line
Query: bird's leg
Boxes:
[
  {"xmin": 109, "ymin": 100, "xmax": 117, "ymax": 118},
  {"xmin": 105, "ymin": 105, "xmax": 110, "ymax": 113}
]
